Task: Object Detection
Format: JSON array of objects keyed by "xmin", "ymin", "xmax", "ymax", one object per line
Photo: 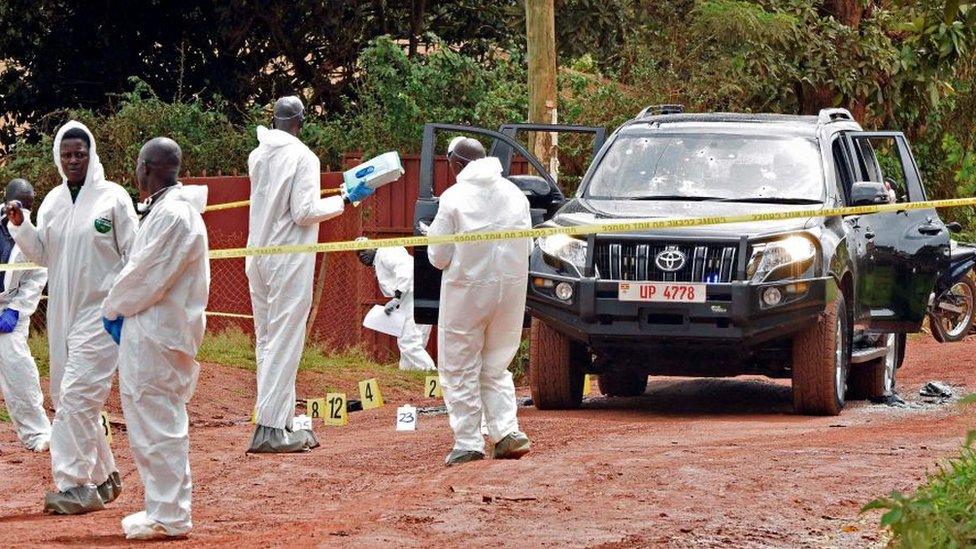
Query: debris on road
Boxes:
[
  {"xmin": 870, "ymin": 393, "xmax": 908, "ymax": 407},
  {"xmin": 920, "ymin": 381, "xmax": 955, "ymax": 400}
]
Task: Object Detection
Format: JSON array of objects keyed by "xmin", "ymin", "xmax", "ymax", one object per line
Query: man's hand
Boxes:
[
  {"xmin": 0, "ymin": 308, "xmax": 19, "ymax": 333},
  {"xmin": 102, "ymin": 316, "xmax": 124, "ymax": 345},
  {"xmin": 5, "ymin": 200, "xmax": 24, "ymax": 226},
  {"xmin": 383, "ymin": 297, "xmax": 401, "ymax": 315},
  {"xmin": 417, "ymin": 221, "xmax": 430, "ymax": 236},
  {"xmin": 344, "ymin": 181, "xmax": 375, "ymax": 204}
]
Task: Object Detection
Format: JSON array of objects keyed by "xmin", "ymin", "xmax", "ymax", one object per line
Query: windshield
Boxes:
[{"xmin": 584, "ymin": 133, "xmax": 825, "ymax": 202}]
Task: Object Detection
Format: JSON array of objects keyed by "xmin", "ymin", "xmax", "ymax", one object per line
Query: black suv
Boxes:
[{"xmin": 412, "ymin": 110, "xmax": 950, "ymax": 416}]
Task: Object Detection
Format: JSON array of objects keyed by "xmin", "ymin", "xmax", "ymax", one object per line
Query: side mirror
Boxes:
[
  {"xmin": 850, "ymin": 181, "xmax": 891, "ymax": 207},
  {"xmin": 946, "ymin": 221, "xmax": 962, "ymax": 234}
]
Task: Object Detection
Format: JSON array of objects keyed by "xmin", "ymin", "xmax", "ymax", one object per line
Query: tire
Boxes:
[
  {"xmin": 792, "ymin": 291, "xmax": 850, "ymax": 415},
  {"xmin": 598, "ymin": 369, "xmax": 648, "ymax": 397},
  {"xmin": 529, "ymin": 318, "xmax": 586, "ymax": 409},
  {"xmin": 848, "ymin": 333, "xmax": 905, "ymax": 400},
  {"xmin": 930, "ymin": 276, "xmax": 976, "ymax": 343}
]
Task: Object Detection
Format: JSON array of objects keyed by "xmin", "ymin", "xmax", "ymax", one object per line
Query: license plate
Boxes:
[{"xmin": 618, "ymin": 282, "xmax": 706, "ymax": 303}]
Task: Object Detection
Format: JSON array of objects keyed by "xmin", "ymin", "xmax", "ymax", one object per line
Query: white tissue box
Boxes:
[{"xmin": 342, "ymin": 151, "xmax": 404, "ymax": 192}]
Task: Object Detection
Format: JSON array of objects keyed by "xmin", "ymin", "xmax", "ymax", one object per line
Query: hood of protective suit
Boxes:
[
  {"xmin": 167, "ymin": 184, "xmax": 209, "ymax": 213},
  {"xmin": 456, "ymin": 157, "xmax": 504, "ymax": 186},
  {"xmin": 254, "ymin": 125, "xmax": 302, "ymax": 149},
  {"xmin": 52, "ymin": 121, "xmax": 105, "ymax": 187}
]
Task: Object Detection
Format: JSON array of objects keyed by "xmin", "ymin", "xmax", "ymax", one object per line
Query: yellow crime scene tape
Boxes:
[
  {"xmin": 206, "ymin": 196, "xmax": 976, "ymax": 261},
  {"xmin": 1, "ymin": 196, "xmax": 974, "ymax": 273},
  {"xmin": 204, "ymin": 187, "xmax": 341, "ymax": 212}
]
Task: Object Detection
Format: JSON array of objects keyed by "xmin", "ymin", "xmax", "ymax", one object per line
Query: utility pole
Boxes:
[{"xmin": 525, "ymin": 0, "xmax": 558, "ymax": 179}]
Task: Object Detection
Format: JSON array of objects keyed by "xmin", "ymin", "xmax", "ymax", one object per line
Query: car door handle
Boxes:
[{"xmin": 918, "ymin": 223, "xmax": 943, "ymax": 235}]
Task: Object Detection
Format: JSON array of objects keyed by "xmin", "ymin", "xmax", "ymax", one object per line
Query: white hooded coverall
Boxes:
[
  {"xmin": 427, "ymin": 156, "xmax": 531, "ymax": 453},
  {"xmin": 247, "ymin": 126, "xmax": 345, "ymax": 429},
  {"xmin": 103, "ymin": 183, "xmax": 210, "ymax": 536},
  {"xmin": 373, "ymin": 247, "xmax": 434, "ymax": 371},
  {"xmin": 11, "ymin": 121, "xmax": 138, "ymax": 491},
  {"xmin": 0, "ymin": 232, "xmax": 50, "ymax": 450}
]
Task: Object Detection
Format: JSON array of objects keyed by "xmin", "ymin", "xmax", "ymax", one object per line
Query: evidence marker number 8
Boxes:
[
  {"xmin": 100, "ymin": 411, "xmax": 113, "ymax": 444},
  {"xmin": 307, "ymin": 398, "xmax": 326, "ymax": 419}
]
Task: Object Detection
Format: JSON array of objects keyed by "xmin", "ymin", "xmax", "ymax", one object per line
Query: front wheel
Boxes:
[
  {"xmin": 792, "ymin": 292, "xmax": 850, "ymax": 415},
  {"xmin": 529, "ymin": 319, "xmax": 587, "ymax": 409},
  {"xmin": 930, "ymin": 276, "xmax": 976, "ymax": 343}
]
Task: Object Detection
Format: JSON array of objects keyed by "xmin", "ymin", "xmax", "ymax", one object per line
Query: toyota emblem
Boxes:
[{"xmin": 655, "ymin": 248, "xmax": 686, "ymax": 272}]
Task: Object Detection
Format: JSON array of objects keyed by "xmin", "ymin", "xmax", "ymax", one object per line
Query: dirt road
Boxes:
[{"xmin": 0, "ymin": 335, "xmax": 972, "ymax": 547}]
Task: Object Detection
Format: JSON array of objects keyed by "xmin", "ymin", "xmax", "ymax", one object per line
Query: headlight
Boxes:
[
  {"xmin": 746, "ymin": 235, "xmax": 816, "ymax": 283},
  {"xmin": 537, "ymin": 234, "xmax": 587, "ymax": 271}
]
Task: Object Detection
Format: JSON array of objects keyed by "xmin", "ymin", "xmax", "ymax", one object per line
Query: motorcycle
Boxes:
[{"xmin": 928, "ymin": 222, "xmax": 976, "ymax": 343}]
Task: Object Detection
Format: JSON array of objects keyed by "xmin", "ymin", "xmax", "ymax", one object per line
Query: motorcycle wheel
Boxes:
[{"xmin": 931, "ymin": 275, "xmax": 976, "ymax": 343}]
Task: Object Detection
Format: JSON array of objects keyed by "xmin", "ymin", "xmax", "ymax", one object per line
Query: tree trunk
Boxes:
[
  {"xmin": 409, "ymin": 0, "xmax": 426, "ymax": 57},
  {"xmin": 525, "ymin": 0, "xmax": 559, "ymax": 177},
  {"xmin": 822, "ymin": 0, "xmax": 866, "ymax": 27}
]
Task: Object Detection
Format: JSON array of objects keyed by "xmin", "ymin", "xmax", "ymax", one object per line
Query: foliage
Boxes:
[
  {"xmin": 0, "ymin": 0, "xmax": 521, "ymax": 149},
  {"xmin": 863, "ymin": 430, "xmax": 976, "ymax": 547},
  {"xmin": 344, "ymin": 36, "xmax": 528, "ymax": 157},
  {"xmin": 0, "ymin": 78, "xmax": 351, "ymax": 198}
]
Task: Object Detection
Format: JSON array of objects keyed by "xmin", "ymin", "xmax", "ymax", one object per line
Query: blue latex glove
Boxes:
[
  {"xmin": 0, "ymin": 308, "xmax": 19, "ymax": 333},
  {"xmin": 102, "ymin": 316, "xmax": 124, "ymax": 345},
  {"xmin": 346, "ymin": 180, "xmax": 375, "ymax": 203}
]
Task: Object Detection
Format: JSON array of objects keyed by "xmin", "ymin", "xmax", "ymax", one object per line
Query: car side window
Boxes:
[
  {"xmin": 850, "ymin": 137, "xmax": 912, "ymax": 204},
  {"xmin": 831, "ymin": 138, "xmax": 855, "ymax": 203}
]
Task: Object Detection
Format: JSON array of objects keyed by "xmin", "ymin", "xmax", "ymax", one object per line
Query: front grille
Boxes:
[{"xmin": 594, "ymin": 241, "xmax": 740, "ymax": 282}]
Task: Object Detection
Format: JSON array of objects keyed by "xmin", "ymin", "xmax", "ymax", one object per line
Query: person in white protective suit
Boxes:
[
  {"xmin": 246, "ymin": 96, "xmax": 376, "ymax": 453},
  {"xmin": 6, "ymin": 121, "xmax": 137, "ymax": 514},
  {"xmin": 0, "ymin": 179, "xmax": 51, "ymax": 452},
  {"xmin": 356, "ymin": 239, "xmax": 435, "ymax": 371},
  {"xmin": 102, "ymin": 137, "xmax": 210, "ymax": 540},
  {"xmin": 426, "ymin": 137, "xmax": 532, "ymax": 466}
]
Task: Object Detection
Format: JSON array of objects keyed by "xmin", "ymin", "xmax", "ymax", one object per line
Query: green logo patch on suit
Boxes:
[{"xmin": 94, "ymin": 217, "xmax": 113, "ymax": 234}]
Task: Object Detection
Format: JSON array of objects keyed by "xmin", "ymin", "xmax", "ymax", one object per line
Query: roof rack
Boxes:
[
  {"xmin": 817, "ymin": 108, "xmax": 854, "ymax": 124},
  {"xmin": 636, "ymin": 104, "xmax": 685, "ymax": 118}
]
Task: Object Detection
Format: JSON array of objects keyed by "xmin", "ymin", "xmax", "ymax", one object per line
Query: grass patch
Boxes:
[
  {"xmin": 28, "ymin": 330, "xmax": 49, "ymax": 378},
  {"xmin": 863, "ymin": 430, "xmax": 976, "ymax": 547},
  {"xmin": 198, "ymin": 327, "xmax": 410, "ymax": 376},
  {"xmin": 197, "ymin": 327, "xmax": 256, "ymax": 369},
  {"xmin": 0, "ymin": 406, "xmax": 9, "ymax": 422}
]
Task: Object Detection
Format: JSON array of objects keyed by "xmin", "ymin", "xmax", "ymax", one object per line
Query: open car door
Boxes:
[
  {"xmin": 413, "ymin": 123, "xmax": 606, "ymax": 325},
  {"xmin": 841, "ymin": 131, "xmax": 950, "ymax": 331}
]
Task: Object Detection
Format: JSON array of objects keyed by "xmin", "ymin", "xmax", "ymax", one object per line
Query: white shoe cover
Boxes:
[
  {"xmin": 29, "ymin": 438, "xmax": 50, "ymax": 452},
  {"xmin": 122, "ymin": 511, "xmax": 175, "ymax": 540}
]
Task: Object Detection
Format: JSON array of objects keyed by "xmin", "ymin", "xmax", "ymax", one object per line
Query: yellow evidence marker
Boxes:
[
  {"xmin": 250, "ymin": 407, "xmax": 257, "ymax": 424},
  {"xmin": 359, "ymin": 378, "xmax": 384, "ymax": 410},
  {"xmin": 583, "ymin": 374, "xmax": 593, "ymax": 396},
  {"xmin": 424, "ymin": 375, "xmax": 442, "ymax": 398},
  {"xmin": 324, "ymin": 393, "xmax": 348, "ymax": 426},
  {"xmin": 100, "ymin": 411, "xmax": 113, "ymax": 444},
  {"xmin": 306, "ymin": 398, "xmax": 326, "ymax": 420}
]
